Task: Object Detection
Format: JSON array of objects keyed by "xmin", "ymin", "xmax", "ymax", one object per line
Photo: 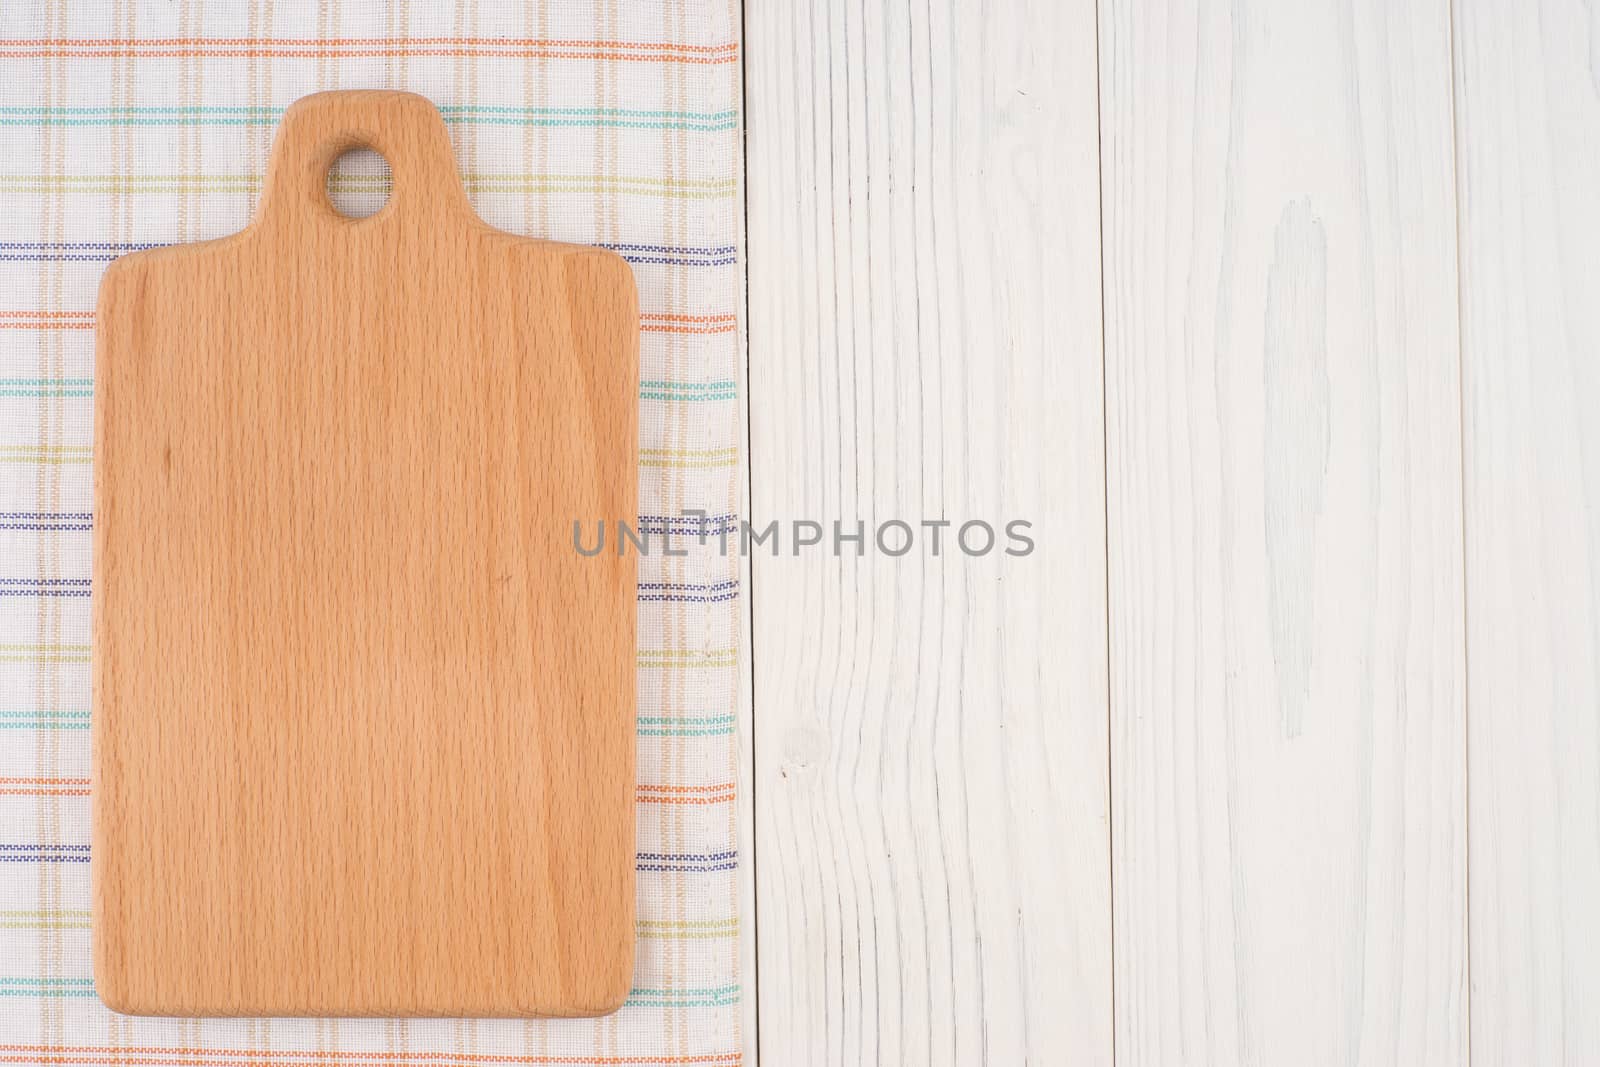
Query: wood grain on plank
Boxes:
[
  {"xmin": 1455, "ymin": 1, "xmax": 1600, "ymax": 1061},
  {"xmin": 744, "ymin": 0, "xmax": 1111, "ymax": 1063},
  {"xmin": 1099, "ymin": 2, "xmax": 1466, "ymax": 1063},
  {"xmin": 93, "ymin": 90, "xmax": 639, "ymax": 1018}
]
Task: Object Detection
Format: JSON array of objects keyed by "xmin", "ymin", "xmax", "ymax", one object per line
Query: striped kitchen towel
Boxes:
[{"xmin": 0, "ymin": 2, "xmax": 743, "ymax": 1064}]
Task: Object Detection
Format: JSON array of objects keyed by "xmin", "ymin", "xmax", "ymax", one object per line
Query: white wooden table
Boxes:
[{"xmin": 739, "ymin": 1, "xmax": 1600, "ymax": 1063}]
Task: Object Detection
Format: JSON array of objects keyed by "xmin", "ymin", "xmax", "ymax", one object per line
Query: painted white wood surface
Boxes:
[
  {"xmin": 1098, "ymin": 2, "xmax": 1465, "ymax": 1064},
  {"xmin": 742, "ymin": 0, "xmax": 1111, "ymax": 1063},
  {"xmin": 1454, "ymin": 1, "xmax": 1600, "ymax": 1062}
]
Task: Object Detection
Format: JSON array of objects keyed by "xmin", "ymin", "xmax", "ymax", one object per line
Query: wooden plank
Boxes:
[
  {"xmin": 94, "ymin": 91, "xmax": 638, "ymax": 1018},
  {"xmin": 743, "ymin": 0, "xmax": 1111, "ymax": 1063},
  {"xmin": 1099, "ymin": 3, "xmax": 1466, "ymax": 1063},
  {"xmin": 737, "ymin": 113, "xmax": 760, "ymax": 1067},
  {"xmin": 1454, "ymin": 1, "xmax": 1600, "ymax": 1061}
]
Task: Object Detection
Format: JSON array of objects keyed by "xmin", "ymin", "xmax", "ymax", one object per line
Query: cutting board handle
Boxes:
[{"xmin": 256, "ymin": 90, "xmax": 474, "ymax": 229}]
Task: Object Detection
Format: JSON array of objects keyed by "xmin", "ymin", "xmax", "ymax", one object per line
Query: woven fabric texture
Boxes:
[{"xmin": 0, "ymin": 3, "xmax": 743, "ymax": 1063}]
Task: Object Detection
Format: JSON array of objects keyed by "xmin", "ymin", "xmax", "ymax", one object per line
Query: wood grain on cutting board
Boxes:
[{"xmin": 91, "ymin": 90, "xmax": 639, "ymax": 1018}]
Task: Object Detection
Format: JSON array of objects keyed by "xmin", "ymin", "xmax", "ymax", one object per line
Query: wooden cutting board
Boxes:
[{"xmin": 92, "ymin": 90, "xmax": 639, "ymax": 1018}]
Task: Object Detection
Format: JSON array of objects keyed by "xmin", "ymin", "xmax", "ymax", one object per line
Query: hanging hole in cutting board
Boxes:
[{"xmin": 326, "ymin": 147, "xmax": 392, "ymax": 219}]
